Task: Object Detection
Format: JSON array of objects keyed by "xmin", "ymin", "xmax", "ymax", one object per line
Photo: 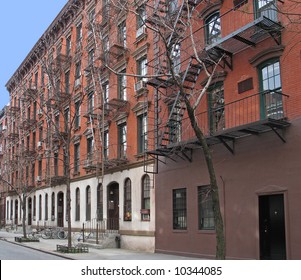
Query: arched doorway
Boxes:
[
  {"xmin": 57, "ymin": 192, "xmax": 64, "ymax": 227},
  {"xmin": 14, "ymin": 199, "xmax": 18, "ymax": 225},
  {"xmin": 27, "ymin": 197, "xmax": 32, "ymax": 226},
  {"xmin": 107, "ymin": 182, "xmax": 119, "ymax": 230}
]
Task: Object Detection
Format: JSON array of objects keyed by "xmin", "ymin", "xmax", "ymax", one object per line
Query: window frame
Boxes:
[
  {"xmin": 205, "ymin": 11, "xmax": 221, "ymax": 45},
  {"xmin": 124, "ymin": 178, "xmax": 132, "ymax": 221},
  {"xmin": 141, "ymin": 175, "xmax": 151, "ymax": 221},
  {"xmin": 173, "ymin": 188, "xmax": 187, "ymax": 230},
  {"xmin": 137, "ymin": 113, "xmax": 148, "ymax": 154},
  {"xmin": 198, "ymin": 185, "xmax": 215, "ymax": 230}
]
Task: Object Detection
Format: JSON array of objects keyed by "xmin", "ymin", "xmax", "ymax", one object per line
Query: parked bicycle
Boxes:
[
  {"xmin": 27, "ymin": 228, "xmax": 45, "ymax": 239},
  {"xmin": 72, "ymin": 231, "xmax": 94, "ymax": 244},
  {"xmin": 41, "ymin": 227, "xmax": 67, "ymax": 239}
]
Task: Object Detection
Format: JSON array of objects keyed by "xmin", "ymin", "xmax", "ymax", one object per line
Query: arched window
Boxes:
[
  {"xmin": 124, "ymin": 178, "xmax": 132, "ymax": 221},
  {"xmin": 39, "ymin": 195, "xmax": 42, "ymax": 221},
  {"xmin": 51, "ymin": 192, "xmax": 55, "ymax": 221},
  {"xmin": 75, "ymin": 188, "xmax": 80, "ymax": 221},
  {"xmin": 45, "ymin": 194, "xmax": 48, "ymax": 221},
  {"xmin": 86, "ymin": 186, "xmax": 91, "ymax": 221},
  {"xmin": 97, "ymin": 184, "xmax": 103, "ymax": 221},
  {"xmin": 205, "ymin": 11, "xmax": 221, "ymax": 45},
  {"xmin": 141, "ymin": 175, "xmax": 150, "ymax": 221},
  {"xmin": 33, "ymin": 195, "xmax": 36, "ymax": 220}
]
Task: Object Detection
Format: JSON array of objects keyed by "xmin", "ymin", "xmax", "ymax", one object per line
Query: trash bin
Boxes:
[{"xmin": 115, "ymin": 236, "xmax": 121, "ymax": 248}]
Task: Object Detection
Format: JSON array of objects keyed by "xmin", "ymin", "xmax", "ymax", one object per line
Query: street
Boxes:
[{"xmin": 0, "ymin": 239, "xmax": 66, "ymax": 260}]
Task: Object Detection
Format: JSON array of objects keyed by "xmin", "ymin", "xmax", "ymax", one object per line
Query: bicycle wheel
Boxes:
[
  {"xmin": 41, "ymin": 229, "xmax": 52, "ymax": 239},
  {"xmin": 57, "ymin": 230, "xmax": 67, "ymax": 239}
]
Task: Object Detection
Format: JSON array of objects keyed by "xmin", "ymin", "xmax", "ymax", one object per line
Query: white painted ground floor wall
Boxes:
[{"xmin": 5, "ymin": 164, "xmax": 155, "ymax": 252}]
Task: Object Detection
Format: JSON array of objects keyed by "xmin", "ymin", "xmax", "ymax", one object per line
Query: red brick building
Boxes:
[{"xmin": 4, "ymin": 0, "xmax": 156, "ymax": 251}]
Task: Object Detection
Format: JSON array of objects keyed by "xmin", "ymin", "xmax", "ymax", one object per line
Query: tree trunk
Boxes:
[
  {"xmin": 66, "ymin": 178, "xmax": 72, "ymax": 248},
  {"xmin": 22, "ymin": 195, "xmax": 27, "ymax": 238},
  {"xmin": 184, "ymin": 97, "xmax": 225, "ymax": 259}
]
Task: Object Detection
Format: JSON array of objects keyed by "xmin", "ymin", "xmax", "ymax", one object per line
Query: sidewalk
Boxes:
[{"xmin": 0, "ymin": 229, "xmax": 198, "ymax": 260}]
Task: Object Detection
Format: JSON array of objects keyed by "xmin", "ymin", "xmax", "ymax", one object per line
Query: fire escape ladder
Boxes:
[{"xmin": 159, "ymin": 57, "xmax": 202, "ymax": 148}]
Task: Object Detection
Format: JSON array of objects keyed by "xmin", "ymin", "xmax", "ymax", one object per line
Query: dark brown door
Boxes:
[
  {"xmin": 259, "ymin": 194, "xmax": 286, "ymax": 259},
  {"xmin": 107, "ymin": 183, "xmax": 119, "ymax": 230}
]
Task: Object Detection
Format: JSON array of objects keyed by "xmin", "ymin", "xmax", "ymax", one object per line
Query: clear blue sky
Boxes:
[{"xmin": 0, "ymin": 0, "xmax": 68, "ymax": 109}]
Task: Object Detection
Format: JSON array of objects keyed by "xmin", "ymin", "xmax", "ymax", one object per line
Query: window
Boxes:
[
  {"xmin": 64, "ymin": 108, "xmax": 70, "ymax": 132},
  {"xmin": 86, "ymin": 186, "xmax": 91, "ymax": 221},
  {"xmin": 88, "ymin": 8, "xmax": 96, "ymax": 36},
  {"xmin": 171, "ymin": 43, "xmax": 181, "ymax": 74},
  {"xmin": 198, "ymin": 186, "xmax": 215, "ymax": 230},
  {"xmin": 173, "ymin": 188, "xmax": 187, "ymax": 230},
  {"xmin": 137, "ymin": 5, "xmax": 146, "ymax": 29},
  {"xmin": 97, "ymin": 184, "xmax": 103, "ymax": 221},
  {"xmin": 168, "ymin": 0, "xmax": 177, "ymax": 15},
  {"xmin": 118, "ymin": 123, "xmax": 127, "ymax": 158},
  {"xmin": 51, "ymin": 192, "xmax": 55, "ymax": 220},
  {"xmin": 74, "ymin": 143, "xmax": 80, "ymax": 173},
  {"xmin": 137, "ymin": 57, "xmax": 147, "ymax": 81},
  {"xmin": 45, "ymin": 194, "xmax": 48, "ymax": 221},
  {"xmin": 65, "ymin": 71, "xmax": 70, "ymax": 94},
  {"xmin": 208, "ymin": 83, "xmax": 225, "ymax": 133},
  {"xmin": 255, "ymin": 0, "xmax": 277, "ymax": 21},
  {"xmin": 87, "ymin": 91, "xmax": 94, "ymax": 113},
  {"xmin": 76, "ymin": 22, "xmax": 82, "ymax": 44},
  {"xmin": 87, "ymin": 137, "xmax": 94, "ymax": 159},
  {"xmin": 66, "ymin": 36, "xmax": 71, "ymax": 56},
  {"xmin": 118, "ymin": 71, "xmax": 127, "ymax": 100},
  {"xmin": 38, "ymin": 160, "xmax": 42, "ymax": 177},
  {"xmin": 141, "ymin": 175, "xmax": 150, "ymax": 221},
  {"xmin": 137, "ymin": 114, "xmax": 148, "ymax": 153},
  {"xmin": 118, "ymin": 21, "xmax": 126, "ymax": 47},
  {"xmin": 54, "ymin": 153, "xmax": 59, "ymax": 176},
  {"xmin": 75, "ymin": 100, "xmax": 81, "ymax": 129},
  {"xmin": 205, "ymin": 12, "xmax": 221, "ymax": 45},
  {"xmin": 259, "ymin": 59, "xmax": 282, "ymax": 119},
  {"xmin": 39, "ymin": 126, "xmax": 43, "ymax": 142},
  {"xmin": 75, "ymin": 62, "xmax": 81, "ymax": 86},
  {"xmin": 168, "ymin": 101, "xmax": 182, "ymax": 143},
  {"xmin": 103, "ymin": 82, "xmax": 109, "ymax": 110},
  {"xmin": 33, "ymin": 195, "xmax": 36, "ymax": 219},
  {"xmin": 103, "ymin": 35, "xmax": 109, "ymax": 64},
  {"xmin": 102, "ymin": 0, "xmax": 109, "ymax": 20},
  {"xmin": 124, "ymin": 178, "xmax": 132, "ymax": 221},
  {"xmin": 104, "ymin": 130, "xmax": 109, "ymax": 159},
  {"xmin": 75, "ymin": 188, "xmax": 80, "ymax": 221},
  {"xmin": 31, "ymin": 163, "xmax": 35, "ymax": 186},
  {"xmin": 39, "ymin": 195, "xmax": 42, "ymax": 221},
  {"xmin": 88, "ymin": 49, "xmax": 94, "ymax": 65}
]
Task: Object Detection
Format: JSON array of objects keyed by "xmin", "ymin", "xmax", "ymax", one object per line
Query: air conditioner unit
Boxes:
[
  {"xmin": 84, "ymin": 159, "xmax": 92, "ymax": 167},
  {"xmin": 36, "ymin": 176, "xmax": 42, "ymax": 182},
  {"xmin": 37, "ymin": 141, "xmax": 43, "ymax": 148},
  {"xmin": 134, "ymin": 80, "xmax": 146, "ymax": 92},
  {"xmin": 37, "ymin": 109, "xmax": 43, "ymax": 115},
  {"xmin": 136, "ymin": 26, "xmax": 146, "ymax": 38},
  {"xmin": 2, "ymin": 125, "xmax": 7, "ymax": 131}
]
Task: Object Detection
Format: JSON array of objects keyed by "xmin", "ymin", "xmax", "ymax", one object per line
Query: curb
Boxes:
[{"xmin": 0, "ymin": 237, "xmax": 75, "ymax": 260}]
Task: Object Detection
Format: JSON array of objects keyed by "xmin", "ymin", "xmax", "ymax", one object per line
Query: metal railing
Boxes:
[{"xmin": 166, "ymin": 90, "xmax": 289, "ymax": 143}]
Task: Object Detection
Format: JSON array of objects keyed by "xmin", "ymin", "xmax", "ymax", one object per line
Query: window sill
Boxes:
[
  {"xmin": 198, "ymin": 229, "xmax": 216, "ymax": 234},
  {"xmin": 172, "ymin": 229, "xmax": 188, "ymax": 233}
]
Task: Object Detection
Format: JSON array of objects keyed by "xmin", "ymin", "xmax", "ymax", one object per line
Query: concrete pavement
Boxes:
[{"xmin": 0, "ymin": 229, "xmax": 198, "ymax": 260}]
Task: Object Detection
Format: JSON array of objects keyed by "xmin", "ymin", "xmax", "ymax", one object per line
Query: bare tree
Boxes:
[{"xmin": 90, "ymin": 0, "xmax": 226, "ymax": 258}]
